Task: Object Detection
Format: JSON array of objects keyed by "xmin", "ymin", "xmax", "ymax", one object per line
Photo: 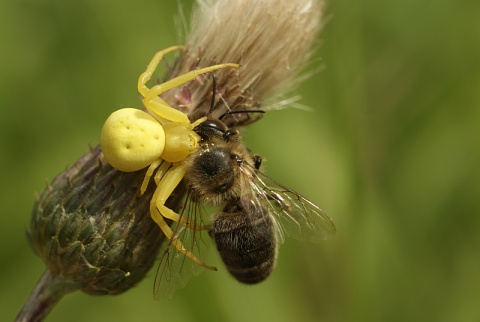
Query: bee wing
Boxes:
[
  {"xmin": 153, "ymin": 198, "xmax": 211, "ymax": 300},
  {"xmin": 245, "ymin": 165, "xmax": 336, "ymax": 243}
]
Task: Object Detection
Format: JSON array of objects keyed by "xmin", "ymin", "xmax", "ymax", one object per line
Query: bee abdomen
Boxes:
[{"xmin": 210, "ymin": 204, "xmax": 277, "ymax": 284}]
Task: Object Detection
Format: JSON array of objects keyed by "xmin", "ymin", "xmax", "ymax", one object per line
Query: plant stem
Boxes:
[{"xmin": 15, "ymin": 270, "xmax": 82, "ymax": 322}]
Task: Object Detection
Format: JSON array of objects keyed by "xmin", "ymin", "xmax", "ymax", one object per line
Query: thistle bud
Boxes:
[
  {"xmin": 27, "ymin": 146, "xmax": 171, "ymax": 295},
  {"xmin": 17, "ymin": 147, "xmax": 183, "ymax": 321}
]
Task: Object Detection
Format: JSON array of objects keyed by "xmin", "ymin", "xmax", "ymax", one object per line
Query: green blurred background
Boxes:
[{"xmin": 2, "ymin": 0, "xmax": 479, "ymax": 321}]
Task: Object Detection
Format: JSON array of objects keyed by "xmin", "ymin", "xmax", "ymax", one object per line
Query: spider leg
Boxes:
[
  {"xmin": 153, "ymin": 161, "xmax": 172, "ymax": 186},
  {"xmin": 138, "ymin": 45, "xmax": 186, "ymax": 97},
  {"xmin": 140, "ymin": 50, "xmax": 239, "ymax": 124},
  {"xmin": 140, "ymin": 158, "xmax": 163, "ymax": 195},
  {"xmin": 145, "ymin": 63, "xmax": 240, "ymax": 101},
  {"xmin": 152, "ymin": 162, "xmax": 205, "ymax": 230},
  {"xmin": 149, "ymin": 197, "xmax": 216, "ymax": 271},
  {"xmin": 136, "ymin": 46, "xmax": 189, "ymax": 124},
  {"xmin": 149, "ymin": 163, "xmax": 215, "ymax": 270},
  {"xmin": 143, "ymin": 95, "xmax": 189, "ymax": 125},
  {"xmin": 143, "ymin": 63, "xmax": 240, "ymax": 122}
]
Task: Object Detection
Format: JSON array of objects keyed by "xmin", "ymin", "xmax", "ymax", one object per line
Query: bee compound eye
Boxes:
[
  {"xmin": 200, "ymin": 119, "xmax": 227, "ymax": 133},
  {"xmin": 100, "ymin": 108, "xmax": 165, "ymax": 172}
]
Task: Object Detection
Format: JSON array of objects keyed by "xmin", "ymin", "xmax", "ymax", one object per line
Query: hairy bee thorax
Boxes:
[{"xmin": 184, "ymin": 118, "xmax": 254, "ymax": 205}]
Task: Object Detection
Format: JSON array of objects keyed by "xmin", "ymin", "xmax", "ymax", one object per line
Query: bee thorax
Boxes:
[
  {"xmin": 196, "ymin": 149, "xmax": 232, "ymax": 177},
  {"xmin": 185, "ymin": 146, "xmax": 240, "ymax": 204}
]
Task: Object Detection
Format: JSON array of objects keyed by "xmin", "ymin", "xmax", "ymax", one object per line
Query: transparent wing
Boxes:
[
  {"xmin": 153, "ymin": 197, "xmax": 212, "ymax": 300},
  {"xmin": 243, "ymin": 164, "xmax": 336, "ymax": 244}
]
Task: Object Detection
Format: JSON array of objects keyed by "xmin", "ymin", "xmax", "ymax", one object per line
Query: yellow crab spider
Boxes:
[{"xmin": 100, "ymin": 45, "xmax": 239, "ymax": 270}]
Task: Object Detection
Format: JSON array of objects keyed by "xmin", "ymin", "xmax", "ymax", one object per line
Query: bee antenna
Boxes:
[
  {"xmin": 209, "ymin": 72, "xmax": 264, "ymax": 120},
  {"xmin": 209, "ymin": 73, "xmax": 217, "ymax": 115},
  {"xmin": 219, "ymin": 109, "xmax": 265, "ymax": 121}
]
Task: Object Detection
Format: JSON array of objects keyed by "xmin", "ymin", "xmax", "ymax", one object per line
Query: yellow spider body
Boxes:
[
  {"xmin": 101, "ymin": 108, "xmax": 165, "ymax": 172},
  {"xmin": 100, "ymin": 45, "xmax": 239, "ymax": 270}
]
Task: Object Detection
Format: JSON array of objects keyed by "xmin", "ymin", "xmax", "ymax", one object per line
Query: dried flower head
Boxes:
[{"xmin": 166, "ymin": 0, "xmax": 325, "ymax": 126}]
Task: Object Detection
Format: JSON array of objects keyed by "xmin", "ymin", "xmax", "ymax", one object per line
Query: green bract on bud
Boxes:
[{"xmin": 27, "ymin": 146, "xmax": 183, "ymax": 295}]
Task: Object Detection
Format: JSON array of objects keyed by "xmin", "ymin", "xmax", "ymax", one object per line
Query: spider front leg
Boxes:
[
  {"xmin": 138, "ymin": 45, "xmax": 186, "ymax": 98},
  {"xmin": 151, "ymin": 162, "xmax": 205, "ymax": 230},
  {"xmin": 142, "ymin": 63, "xmax": 240, "ymax": 124},
  {"xmin": 149, "ymin": 203, "xmax": 215, "ymax": 271},
  {"xmin": 149, "ymin": 162, "xmax": 215, "ymax": 271},
  {"xmin": 138, "ymin": 46, "xmax": 240, "ymax": 124}
]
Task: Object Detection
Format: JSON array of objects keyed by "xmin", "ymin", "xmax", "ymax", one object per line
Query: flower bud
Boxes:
[{"xmin": 27, "ymin": 146, "xmax": 182, "ymax": 295}]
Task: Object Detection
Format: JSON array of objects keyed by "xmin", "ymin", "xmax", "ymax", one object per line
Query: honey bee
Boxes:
[{"xmin": 154, "ymin": 112, "xmax": 336, "ymax": 298}]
